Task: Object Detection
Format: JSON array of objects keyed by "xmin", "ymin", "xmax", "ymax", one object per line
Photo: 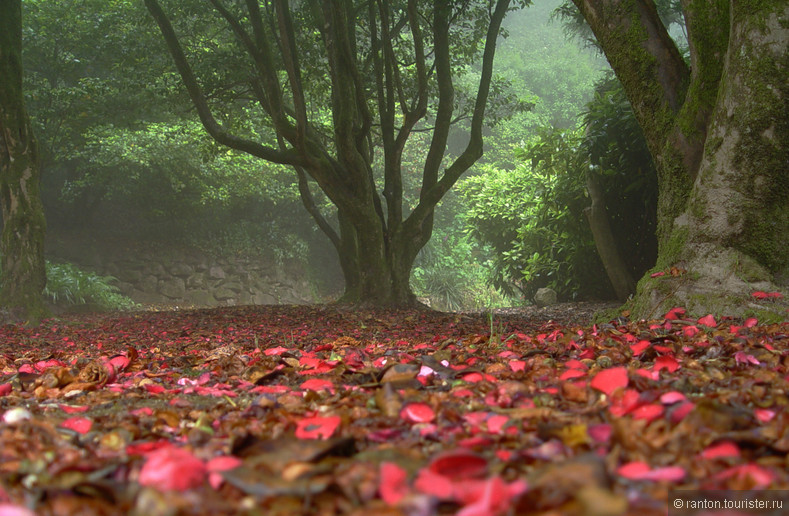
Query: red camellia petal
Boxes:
[
  {"xmin": 379, "ymin": 462, "xmax": 409, "ymax": 505},
  {"xmin": 138, "ymin": 446, "xmax": 206, "ymax": 491},
  {"xmin": 414, "ymin": 467, "xmax": 454, "ymax": 498},
  {"xmin": 295, "ymin": 415, "xmax": 341, "ymax": 440},
  {"xmin": 590, "ymin": 367, "xmax": 628, "ymax": 396},
  {"xmin": 664, "ymin": 307, "xmax": 685, "ymax": 319},
  {"xmin": 300, "ymin": 378, "xmax": 335, "ymax": 393},
  {"xmin": 654, "ymin": 355, "xmax": 680, "ymax": 373},
  {"xmin": 206, "ymin": 456, "xmax": 242, "ymax": 489},
  {"xmin": 400, "ymin": 403, "xmax": 435, "ymax": 423},
  {"xmin": 631, "ymin": 404, "xmax": 664, "ymax": 422},
  {"xmin": 697, "ymin": 314, "xmax": 717, "ymax": 327},
  {"xmin": 617, "ymin": 461, "xmax": 685, "ymax": 482},
  {"xmin": 659, "ymin": 391, "xmax": 687, "ymax": 404},
  {"xmin": 700, "ymin": 441, "xmax": 740, "ymax": 459},
  {"xmin": 0, "ymin": 504, "xmax": 37, "ymax": 516},
  {"xmin": 60, "ymin": 416, "xmax": 93, "ymax": 434},
  {"xmin": 429, "ymin": 449, "xmax": 488, "ymax": 480}
]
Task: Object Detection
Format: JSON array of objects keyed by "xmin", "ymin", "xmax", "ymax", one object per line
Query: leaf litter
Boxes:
[{"xmin": 0, "ymin": 303, "xmax": 787, "ymax": 515}]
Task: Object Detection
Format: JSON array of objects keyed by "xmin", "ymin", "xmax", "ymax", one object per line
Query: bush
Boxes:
[
  {"xmin": 411, "ymin": 223, "xmax": 514, "ymax": 311},
  {"xmin": 43, "ymin": 262, "xmax": 138, "ymax": 311},
  {"xmin": 459, "ymin": 128, "xmax": 609, "ymax": 302}
]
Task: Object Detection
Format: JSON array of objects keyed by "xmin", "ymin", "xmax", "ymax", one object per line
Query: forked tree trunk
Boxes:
[
  {"xmin": 573, "ymin": 0, "xmax": 788, "ymax": 319},
  {"xmin": 0, "ymin": 0, "xmax": 49, "ymax": 323}
]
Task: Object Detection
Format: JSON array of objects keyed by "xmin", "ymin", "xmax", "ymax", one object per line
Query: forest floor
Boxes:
[{"xmin": 0, "ymin": 302, "xmax": 787, "ymax": 515}]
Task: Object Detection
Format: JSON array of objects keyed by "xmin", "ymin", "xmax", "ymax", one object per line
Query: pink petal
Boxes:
[
  {"xmin": 664, "ymin": 307, "xmax": 685, "ymax": 319},
  {"xmin": 60, "ymin": 416, "xmax": 92, "ymax": 434},
  {"xmin": 700, "ymin": 441, "xmax": 740, "ymax": 459},
  {"xmin": 631, "ymin": 404, "xmax": 664, "ymax": 422},
  {"xmin": 617, "ymin": 462, "xmax": 685, "ymax": 482},
  {"xmin": 379, "ymin": 462, "xmax": 409, "ymax": 505},
  {"xmin": 455, "ymin": 477, "xmax": 528, "ymax": 516},
  {"xmin": 414, "ymin": 468, "xmax": 454, "ymax": 499},
  {"xmin": 564, "ymin": 359, "xmax": 587, "ymax": 370},
  {"xmin": 138, "ymin": 446, "xmax": 206, "ymax": 491},
  {"xmin": 669, "ymin": 401, "xmax": 695, "ymax": 423},
  {"xmin": 754, "ymin": 409, "xmax": 775, "ymax": 423},
  {"xmin": 560, "ymin": 369, "xmax": 586, "ymax": 381},
  {"xmin": 0, "ymin": 383, "xmax": 11, "ymax": 396},
  {"xmin": 654, "ymin": 355, "xmax": 680, "ymax": 373},
  {"xmin": 0, "ymin": 504, "xmax": 37, "ymax": 516},
  {"xmin": 59, "ymin": 404, "xmax": 89, "ymax": 414},
  {"xmin": 617, "ymin": 461, "xmax": 650, "ymax": 479},
  {"xmin": 486, "ymin": 414, "xmax": 510, "ymax": 434},
  {"xmin": 508, "ymin": 360, "xmax": 526, "ymax": 372},
  {"xmin": 295, "ymin": 415, "xmax": 341, "ymax": 440},
  {"xmin": 206, "ymin": 456, "xmax": 242, "ymax": 489},
  {"xmin": 264, "ymin": 346, "xmax": 289, "ymax": 355},
  {"xmin": 734, "ymin": 351, "xmax": 759, "ymax": 366},
  {"xmin": 401, "ymin": 403, "xmax": 435, "ymax": 423},
  {"xmin": 587, "ymin": 423, "xmax": 612, "ymax": 443},
  {"xmin": 660, "ymin": 391, "xmax": 687, "ymax": 404},
  {"xmin": 300, "ymin": 378, "xmax": 335, "ymax": 393},
  {"xmin": 429, "ymin": 450, "xmax": 487, "ymax": 480},
  {"xmin": 590, "ymin": 367, "xmax": 629, "ymax": 396},
  {"xmin": 629, "ymin": 340, "xmax": 650, "ymax": 355},
  {"xmin": 682, "ymin": 325, "xmax": 699, "ymax": 337},
  {"xmin": 646, "ymin": 466, "xmax": 686, "ymax": 482},
  {"xmin": 697, "ymin": 314, "xmax": 717, "ymax": 327}
]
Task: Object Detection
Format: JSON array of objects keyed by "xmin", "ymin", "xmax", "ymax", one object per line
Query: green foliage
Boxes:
[
  {"xmin": 411, "ymin": 221, "xmax": 513, "ymax": 311},
  {"xmin": 459, "ymin": 74, "xmax": 658, "ymax": 303},
  {"xmin": 581, "ymin": 74, "xmax": 658, "ymax": 276},
  {"xmin": 43, "ymin": 262, "xmax": 138, "ymax": 311},
  {"xmin": 460, "ymin": 128, "xmax": 608, "ymax": 301}
]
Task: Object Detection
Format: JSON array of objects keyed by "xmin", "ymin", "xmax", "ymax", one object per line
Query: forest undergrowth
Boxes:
[{"xmin": 0, "ymin": 302, "xmax": 787, "ymax": 515}]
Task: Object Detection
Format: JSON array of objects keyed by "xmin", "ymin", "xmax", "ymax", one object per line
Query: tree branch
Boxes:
[{"xmin": 143, "ymin": 0, "xmax": 301, "ymax": 166}]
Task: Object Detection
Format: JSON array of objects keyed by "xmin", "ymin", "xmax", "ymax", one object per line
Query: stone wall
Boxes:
[{"xmin": 46, "ymin": 234, "xmax": 315, "ymax": 307}]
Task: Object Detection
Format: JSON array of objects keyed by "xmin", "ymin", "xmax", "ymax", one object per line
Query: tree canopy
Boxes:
[{"xmin": 143, "ymin": 0, "xmax": 527, "ymax": 306}]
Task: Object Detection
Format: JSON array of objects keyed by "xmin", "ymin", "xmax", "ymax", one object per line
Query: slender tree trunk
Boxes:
[
  {"xmin": 584, "ymin": 172, "xmax": 636, "ymax": 301},
  {"xmin": 0, "ymin": 0, "xmax": 49, "ymax": 323},
  {"xmin": 573, "ymin": 0, "xmax": 788, "ymax": 319}
]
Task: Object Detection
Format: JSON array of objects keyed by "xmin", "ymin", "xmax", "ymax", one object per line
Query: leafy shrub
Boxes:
[
  {"xmin": 44, "ymin": 262, "xmax": 138, "ymax": 311},
  {"xmin": 459, "ymin": 128, "xmax": 609, "ymax": 301},
  {"xmin": 411, "ymin": 223, "xmax": 514, "ymax": 311}
]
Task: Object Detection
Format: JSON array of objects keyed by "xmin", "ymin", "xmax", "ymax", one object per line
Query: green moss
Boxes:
[{"xmin": 743, "ymin": 308, "xmax": 788, "ymax": 325}]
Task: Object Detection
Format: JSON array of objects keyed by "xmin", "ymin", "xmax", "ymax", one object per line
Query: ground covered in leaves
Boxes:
[{"xmin": 0, "ymin": 302, "xmax": 787, "ymax": 515}]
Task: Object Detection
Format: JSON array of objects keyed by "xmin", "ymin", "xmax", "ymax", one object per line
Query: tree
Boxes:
[
  {"xmin": 0, "ymin": 0, "xmax": 48, "ymax": 322},
  {"xmin": 144, "ymin": 0, "xmax": 518, "ymax": 306},
  {"xmin": 568, "ymin": 0, "xmax": 788, "ymax": 318}
]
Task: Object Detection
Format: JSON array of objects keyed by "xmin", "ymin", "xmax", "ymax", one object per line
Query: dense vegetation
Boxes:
[{"xmin": 15, "ymin": 0, "xmax": 680, "ymax": 311}]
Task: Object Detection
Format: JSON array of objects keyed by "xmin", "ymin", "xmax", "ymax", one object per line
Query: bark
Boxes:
[
  {"xmin": 574, "ymin": 0, "xmax": 789, "ymax": 319},
  {"xmin": 584, "ymin": 172, "xmax": 636, "ymax": 301},
  {"xmin": 0, "ymin": 0, "xmax": 49, "ymax": 323}
]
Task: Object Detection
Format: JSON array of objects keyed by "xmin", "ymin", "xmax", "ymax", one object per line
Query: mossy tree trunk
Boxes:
[
  {"xmin": 0, "ymin": 0, "xmax": 49, "ymax": 323},
  {"xmin": 573, "ymin": 0, "xmax": 788, "ymax": 319},
  {"xmin": 144, "ymin": 0, "xmax": 511, "ymax": 307}
]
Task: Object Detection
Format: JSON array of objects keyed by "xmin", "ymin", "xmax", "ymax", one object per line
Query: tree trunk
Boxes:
[
  {"xmin": 0, "ymin": 0, "xmax": 49, "ymax": 324},
  {"xmin": 573, "ymin": 0, "xmax": 788, "ymax": 319},
  {"xmin": 584, "ymin": 172, "xmax": 636, "ymax": 301}
]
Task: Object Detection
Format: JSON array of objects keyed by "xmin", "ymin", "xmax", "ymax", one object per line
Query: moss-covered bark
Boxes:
[
  {"xmin": 0, "ymin": 0, "xmax": 49, "ymax": 324},
  {"xmin": 576, "ymin": 0, "xmax": 788, "ymax": 320}
]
